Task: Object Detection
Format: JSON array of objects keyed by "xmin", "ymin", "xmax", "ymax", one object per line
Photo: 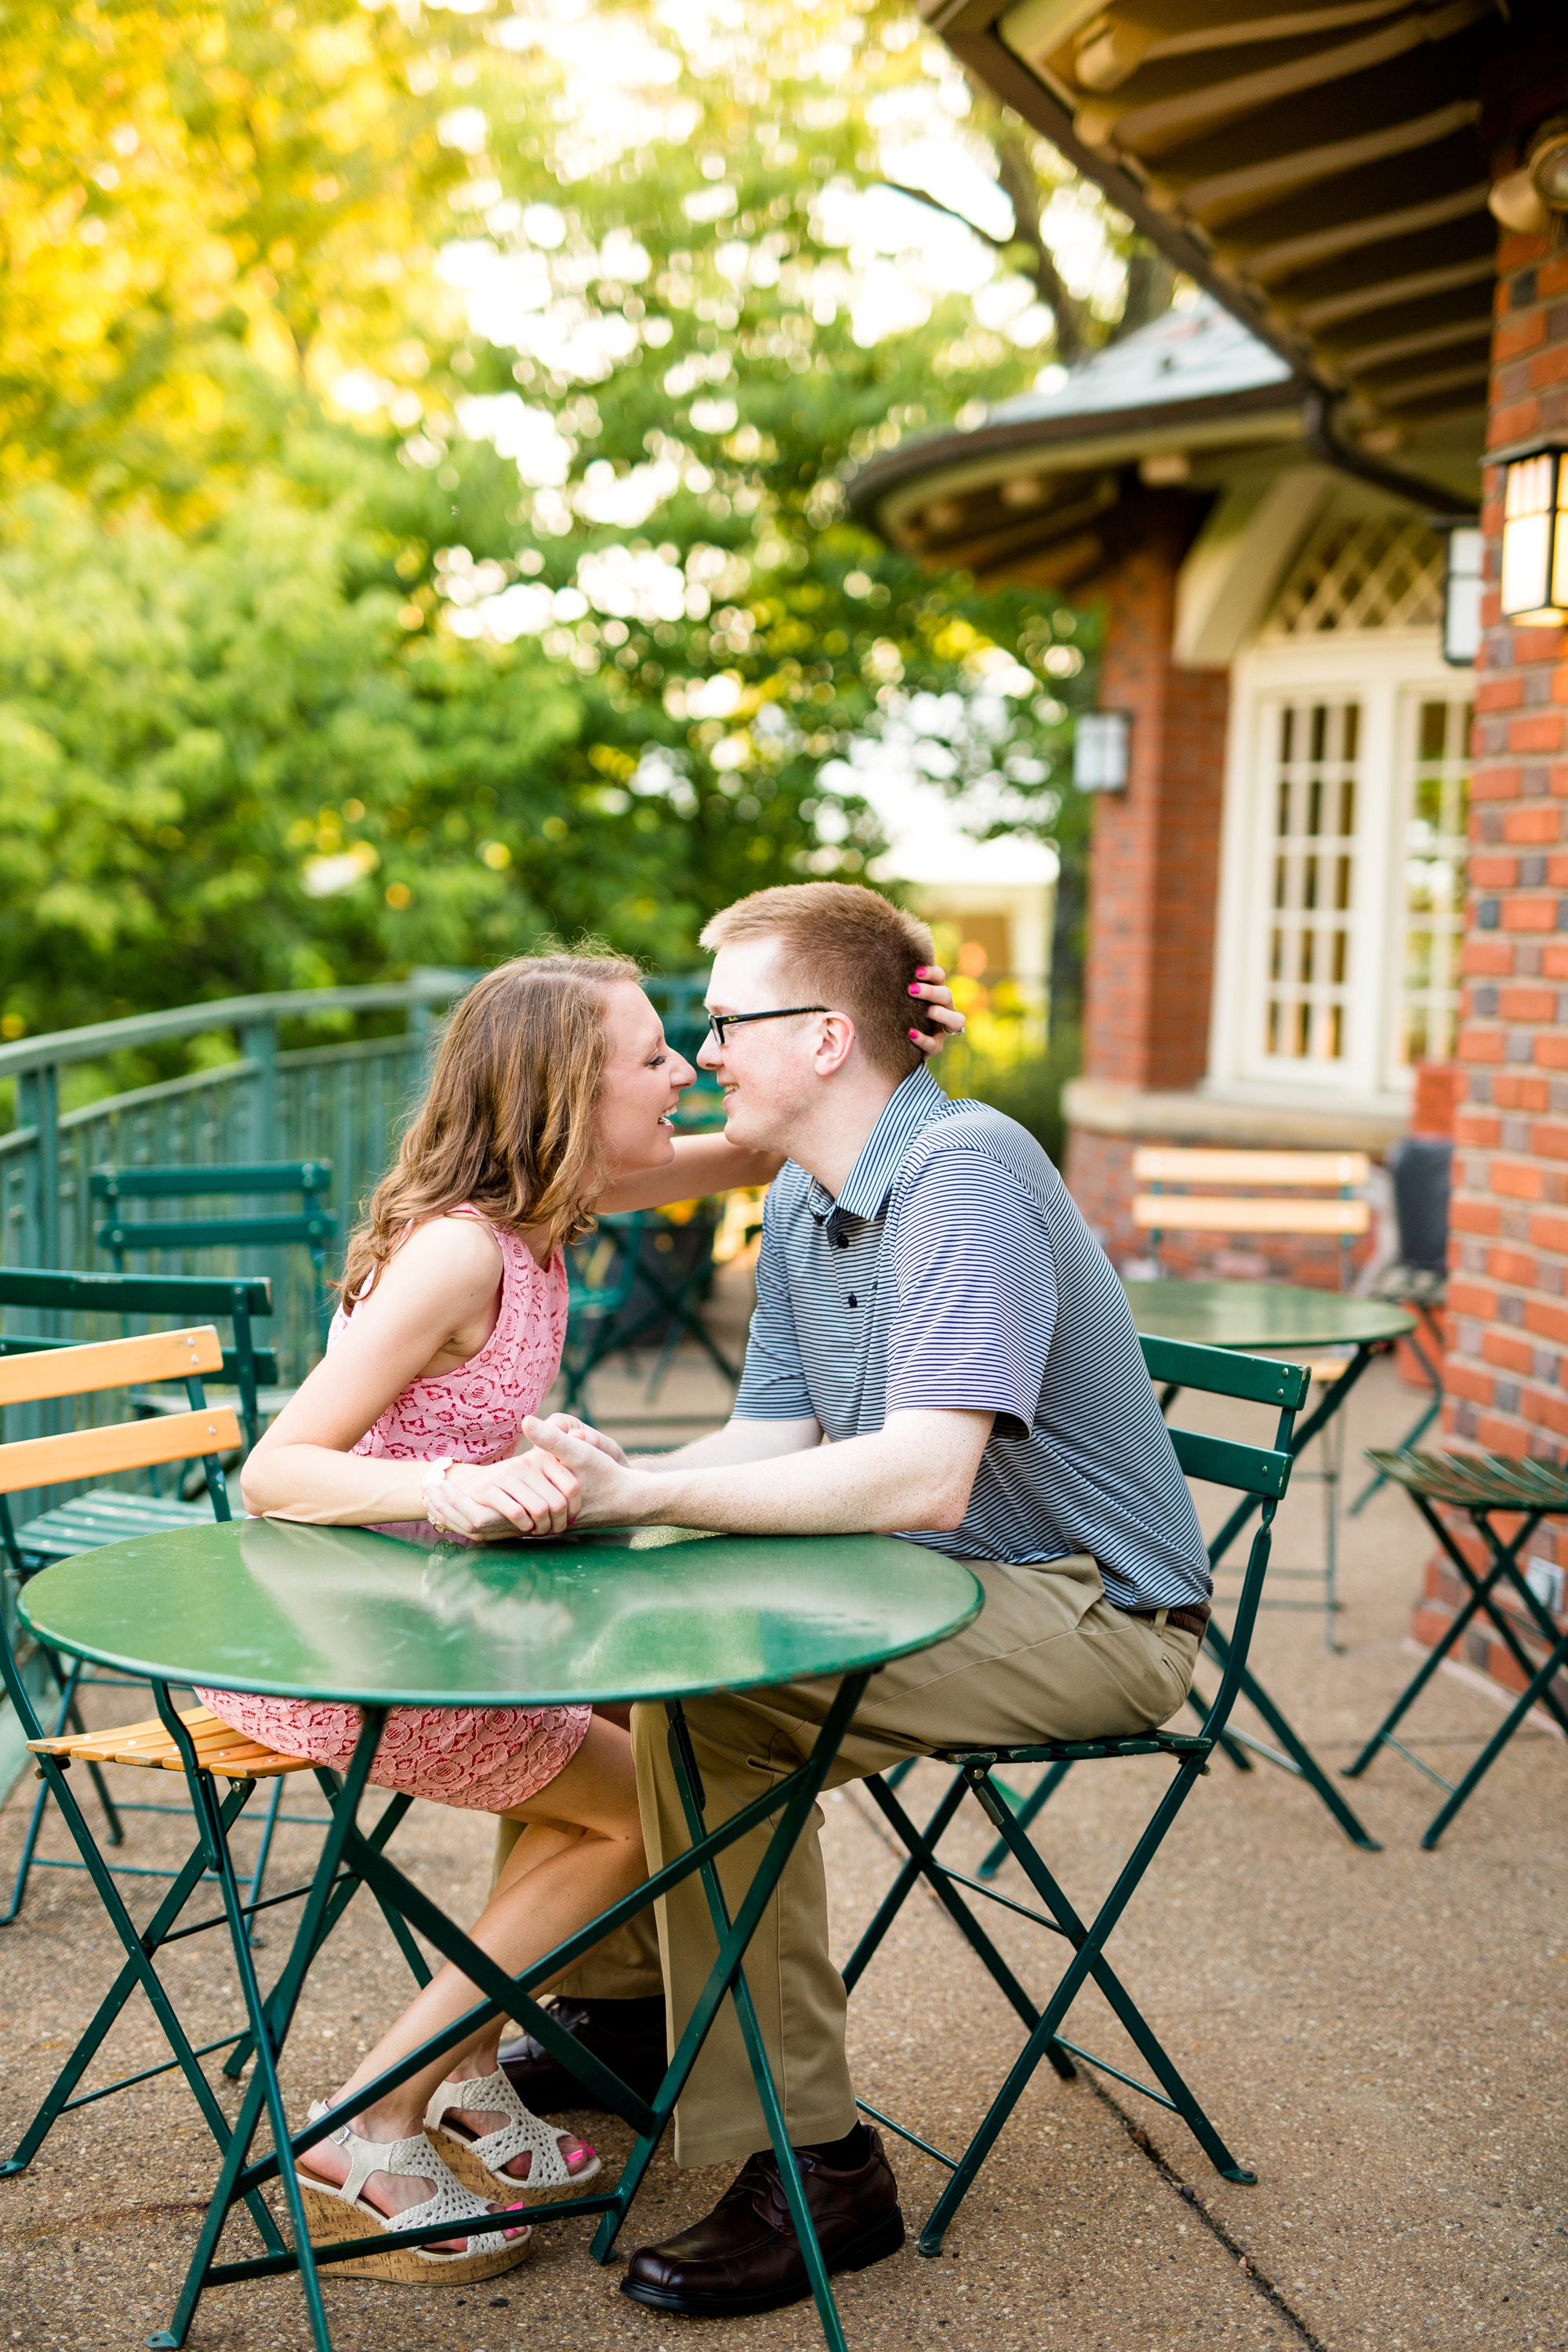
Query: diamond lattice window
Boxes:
[{"xmin": 1269, "ymin": 516, "xmax": 1445, "ymax": 637}]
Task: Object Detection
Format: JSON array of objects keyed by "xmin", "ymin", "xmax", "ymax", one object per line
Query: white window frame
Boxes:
[{"xmin": 1207, "ymin": 630, "xmax": 1461, "ymax": 1115}]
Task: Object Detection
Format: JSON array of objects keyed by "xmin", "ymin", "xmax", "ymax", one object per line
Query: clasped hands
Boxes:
[{"xmin": 423, "ymin": 1414, "xmax": 648, "ymax": 1541}]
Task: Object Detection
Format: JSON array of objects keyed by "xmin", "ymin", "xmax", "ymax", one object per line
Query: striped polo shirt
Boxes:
[{"xmin": 734, "ymin": 1064, "xmax": 1210, "ymax": 1613}]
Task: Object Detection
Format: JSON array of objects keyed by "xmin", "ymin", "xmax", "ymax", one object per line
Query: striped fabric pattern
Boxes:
[{"xmin": 735, "ymin": 1065, "xmax": 1210, "ymax": 1612}]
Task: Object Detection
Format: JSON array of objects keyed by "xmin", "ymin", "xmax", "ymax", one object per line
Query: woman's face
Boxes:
[{"xmin": 593, "ymin": 982, "xmax": 695, "ymax": 1178}]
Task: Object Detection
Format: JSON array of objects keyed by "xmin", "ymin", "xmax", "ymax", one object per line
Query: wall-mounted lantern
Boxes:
[
  {"xmin": 1433, "ymin": 521, "xmax": 1483, "ymax": 666},
  {"xmin": 1499, "ymin": 446, "xmax": 1568, "ymax": 626},
  {"xmin": 1073, "ymin": 710, "xmax": 1131, "ymax": 792}
]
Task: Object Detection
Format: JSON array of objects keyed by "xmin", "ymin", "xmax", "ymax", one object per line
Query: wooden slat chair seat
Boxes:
[
  {"xmin": 844, "ymin": 1336, "xmax": 1310, "ymax": 2254},
  {"xmin": 30, "ymin": 1702, "xmax": 312, "ymax": 1781},
  {"xmin": 1346, "ymin": 1446, "xmax": 1568, "ymax": 1846}
]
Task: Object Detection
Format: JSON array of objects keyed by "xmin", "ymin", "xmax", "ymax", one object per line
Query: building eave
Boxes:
[
  {"xmin": 918, "ymin": 0, "xmax": 1566, "ymax": 492},
  {"xmin": 848, "ymin": 379, "xmax": 1301, "ymax": 561}
]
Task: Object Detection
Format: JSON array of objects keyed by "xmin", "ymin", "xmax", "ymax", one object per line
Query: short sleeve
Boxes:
[
  {"xmin": 733, "ymin": 1183, "xmax": 815, "ymax": 1421},
  {"xmin": 883, "ymin": 1150, "xmax": 1057, "ymax": 1440}
]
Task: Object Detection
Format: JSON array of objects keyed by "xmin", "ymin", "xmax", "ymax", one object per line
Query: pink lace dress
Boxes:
[{"xmin": 198, "ymin": 1209, "xmax": 591, "ymax": 1813}]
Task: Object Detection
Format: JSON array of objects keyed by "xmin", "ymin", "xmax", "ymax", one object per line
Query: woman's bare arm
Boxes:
[
  {"xmin": 597, "ymin": 1134, "xmax": 782, "ymax": 1212},
  {"xmin": 239, "ymin": 1219, "xmax": 514, "ymax": 1526}
]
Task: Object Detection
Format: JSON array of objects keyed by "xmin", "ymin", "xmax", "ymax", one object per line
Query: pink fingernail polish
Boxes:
[
  {"xmin": 908, "ymin": 983, "xmax": 921, "ymax": 995},
  {"xmin": 909, "ymin": 1028, "xmax": 920, "ymax": 1041}
]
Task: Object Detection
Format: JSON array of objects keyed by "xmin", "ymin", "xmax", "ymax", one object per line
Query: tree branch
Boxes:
[
  {"xmin": 993, "ymin": 132, "xmax": 1087, "ymax": 366},
  {"xmin": 883, "ymin": 150, "xmax": 1089, "ymax": 367}
]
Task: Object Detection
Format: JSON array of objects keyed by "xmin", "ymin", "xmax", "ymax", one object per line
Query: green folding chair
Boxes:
[
  {"xmin": 0, "ymin": 1265, "xmax": 274, "ymax": 1458},
  {"xmin": 1346, "ymin": 1446, "xmax": 1568, "ymax": 1846},
  {"xmin": 93, "ymin": 1159, "xmax": 337, "ymax": 1363},
  {"xmin": 622, "ymin": 1205, "xmax": 739, "ymax": 1403},
  {"xmin": 0, "ymin": 1281, "xmax": 296, "ymax": 1929},
  {"xmin": 0, "ymin": 1327, "xmax": 429, "ymax": 2196},
  {"xmin": 842, "ymin": 1336, "xmax": 1309, "ymax": 2253},
  {"xmin": 2, "ymin": 1592, "xmax": 421, "ymax": 2198}
]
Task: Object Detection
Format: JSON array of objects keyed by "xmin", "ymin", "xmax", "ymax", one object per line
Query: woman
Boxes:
[{"xmin": 225, "ymin": 949, "xmax": 961, "ymax": 2282}]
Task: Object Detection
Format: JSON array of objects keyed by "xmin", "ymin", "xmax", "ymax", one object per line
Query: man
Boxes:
[{"xmin": 510, "ymin": 880, "xmax": 1210, "ymax": 2316}]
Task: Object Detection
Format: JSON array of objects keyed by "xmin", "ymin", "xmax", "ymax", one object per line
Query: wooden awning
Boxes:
[{"xmin": 926, "ymin": 0, "xmax": 1563, "ymax": 439}]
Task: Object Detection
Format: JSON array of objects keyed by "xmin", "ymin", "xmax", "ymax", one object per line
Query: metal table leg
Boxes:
[{"xmin": 147, "ymin": 1672, "xmax": 877, "ymax": 2352}]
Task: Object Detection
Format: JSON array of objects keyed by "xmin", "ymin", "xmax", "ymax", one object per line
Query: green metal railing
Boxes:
[
  {"xmin": 0, "ymin": 976, "xmax": 472, "ymax": 1381},
  {"xmin": 0, "ymin": 967, "xmax": 717, "ymax": 1380}
]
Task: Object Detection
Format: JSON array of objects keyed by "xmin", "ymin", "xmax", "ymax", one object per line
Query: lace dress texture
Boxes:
[{"xmin": 198, "ymin": 1210, "xmax": 591, "ymax": 1813}]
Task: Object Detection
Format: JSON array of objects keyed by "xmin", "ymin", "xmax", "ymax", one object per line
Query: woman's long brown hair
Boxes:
[{"xmin": 339, "ymin": 949, "xmax": 641, "ymax": 1309}]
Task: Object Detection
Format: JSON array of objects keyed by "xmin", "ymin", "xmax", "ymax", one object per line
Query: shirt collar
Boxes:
[{"xmin": 804, "ymin": 1064, "xmax": 950, "ymax": 1232}]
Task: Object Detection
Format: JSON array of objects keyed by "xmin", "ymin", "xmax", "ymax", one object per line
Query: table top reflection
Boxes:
[
  {"xmin": 1123, "ymin": 1279, "xmax": 1414, "ymax": 1354},
  {"xmin": 18, "ymin": 1519, "xmax": 983, "ymax": 1711}
]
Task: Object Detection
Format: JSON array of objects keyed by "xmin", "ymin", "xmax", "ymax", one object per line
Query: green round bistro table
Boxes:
[
  {"xmin": 1123, "ymin": 1279, "xmax": 1414, "ymax": 1853},
  {"xmin": 19, "ymin": 1518, "xmax": 981, "ymax": 2352},
  {"xmin": 1122, "ymin": 1278, "xmax": 1413, "ymax": 1359}
]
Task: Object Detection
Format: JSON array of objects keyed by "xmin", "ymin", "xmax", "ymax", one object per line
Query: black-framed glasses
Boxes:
[{"xmin": 705, "ymin": 1005, "xmax": 828, "ymax": 1049}]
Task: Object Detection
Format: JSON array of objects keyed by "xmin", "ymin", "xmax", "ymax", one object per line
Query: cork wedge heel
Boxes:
[
  {"xmin": 296, "ymin": 2103, "xmax": 533, "ymax": 2286},
  {"xmin": 425, "ymin": 2068, "xmax": 601, "ymax": 2205}
]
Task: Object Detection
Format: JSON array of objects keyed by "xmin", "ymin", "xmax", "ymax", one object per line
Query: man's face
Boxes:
[{"xmin": 699, "ymin": 937, "xmax": 828, "ymax": 1153}]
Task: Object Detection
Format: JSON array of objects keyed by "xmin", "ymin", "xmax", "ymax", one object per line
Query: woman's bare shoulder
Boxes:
[{"xmin": 368, "ymin": 1214, "xmax": 504, "ymax": 1305}]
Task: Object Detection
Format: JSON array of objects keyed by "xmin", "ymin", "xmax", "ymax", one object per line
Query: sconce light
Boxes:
[
  {"xmin": 1488, "ymin": 114, "xmax": 1568, "ymax": 237},
  {"xmin": 1499, "ymin": 446, "xmax": 1568, "ymax": 626},
  {"xmin": 1073, "ymin": 710, "xmax": 1131, "ymax": 792},
  {"xmin": 1434, "ymin": 521, "xmax": 1482, "ymax": 666}
]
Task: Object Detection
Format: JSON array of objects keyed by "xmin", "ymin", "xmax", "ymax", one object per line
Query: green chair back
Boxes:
[
  {"xmin": 91, "ymin": 1160, "xmax": 336, "ymax": 1352},
  {"xmin": 0, "ymin": 1268, "xmax": 274, "ymax": 1455}
]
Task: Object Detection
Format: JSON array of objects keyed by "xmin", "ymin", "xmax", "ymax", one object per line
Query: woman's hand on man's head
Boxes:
[{"xmin": 909, "ymin": 966, "xmax": 964, "ymax": 1057}]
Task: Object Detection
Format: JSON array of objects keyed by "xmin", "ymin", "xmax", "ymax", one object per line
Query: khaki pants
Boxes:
[{"xmin": 528, "ymin": 1553, "xmax": 1199, "ymax": 2169}]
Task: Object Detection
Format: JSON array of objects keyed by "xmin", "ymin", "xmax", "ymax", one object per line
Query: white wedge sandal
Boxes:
[
  {"xmin": 296, "ymin": 2100, "xmax": 533, "ymax": 2285},
  {"xmin": 424, "ymin": 2068, "xmax": 603, "ymax": 2203}
]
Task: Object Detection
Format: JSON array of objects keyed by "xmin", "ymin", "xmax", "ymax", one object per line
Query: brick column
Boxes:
[
  {"xmin": 1066, "ymin": 499, "xmax": 1229, "ymax": 1251},
  {"xmin": 1080, "ymin": 500, "xmax": 1229, "ymax": 1095},
  {"xmin": 1435, "ymin": 218, "xmax": 1568, "ymax": 1698}
]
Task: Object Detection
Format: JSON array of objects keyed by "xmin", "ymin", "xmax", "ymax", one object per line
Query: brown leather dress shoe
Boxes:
[{"xmin": 620, "ymin": 2130, "xmax": 905, "ymax": 2316}]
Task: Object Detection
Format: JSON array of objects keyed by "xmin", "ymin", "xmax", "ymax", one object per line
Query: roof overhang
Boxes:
[
  {"xmin": 920, "ymin": 0, "xmax": 1567, "ymax": 460},
  {"xmin": 849, "ymin": 373, "xmax": 1301, "ymax": 572}
]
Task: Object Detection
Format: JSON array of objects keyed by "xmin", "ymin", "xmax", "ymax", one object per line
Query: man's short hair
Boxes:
[{"xmin": 700, "ymin": 882, "xmax": 935, "ymax": 1080}]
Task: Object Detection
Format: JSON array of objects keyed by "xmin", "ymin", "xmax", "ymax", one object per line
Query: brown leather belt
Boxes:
[{"xmin": 1124, "ymin": 1602, "xmax": 1211, "ymax": 1637}]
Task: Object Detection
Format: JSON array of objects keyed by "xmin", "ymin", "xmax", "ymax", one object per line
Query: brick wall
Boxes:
[
  {"xmin": 1079, "ymin": 498, "xmax": 1230, "ymax": 1096},
  {"xmin": 1436, "ymin": 217, "xmax": 1568, "ymax": 1707}
]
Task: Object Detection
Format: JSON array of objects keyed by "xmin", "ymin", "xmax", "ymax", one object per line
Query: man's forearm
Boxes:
[
  {"xmin": 630, "ymin": 1416, "xmax": 821, "ymax": 1473},
  {"xmin": 629, "ymin": 1416, "xmax": 985, "ymax": 1537}
]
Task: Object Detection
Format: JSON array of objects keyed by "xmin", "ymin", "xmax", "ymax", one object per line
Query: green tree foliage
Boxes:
[
  {"xmin": 0, "ymin": 0, "xmax": 472, "ymax": 513},
  {"xmin": 0, "ymin": 0, "xmax": 1153, "ymax": 1055}
]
